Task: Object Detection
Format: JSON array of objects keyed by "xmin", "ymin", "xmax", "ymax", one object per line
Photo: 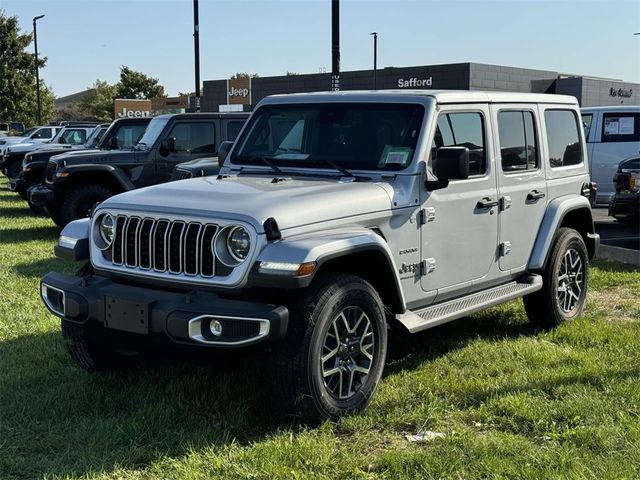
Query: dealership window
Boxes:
[
  {"xmin": 167, "ymin": 122, "xmax": 216, "ymax": 153},
  {"xmin": 601, "ymin": 113, "xmax": 640, "ymax": 143},
  {"xmin": 432, "ymin": 112, "xmax": 486, "ymax": 175},
  {"xmin": 581, "ymin": 113, "xmax": 593, "ymax": 139},
  {"xmin": 545, "ymin": 110, "xmax": 582, "ymax": 168},
  {"xmin": 498, "ymin": 111, "xmax": 538, "ymax": 172}
]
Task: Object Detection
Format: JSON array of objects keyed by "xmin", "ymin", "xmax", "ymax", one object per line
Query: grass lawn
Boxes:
[{"xmin": 0, "ymin": 177, "xmax": 639, "ymax": 479}]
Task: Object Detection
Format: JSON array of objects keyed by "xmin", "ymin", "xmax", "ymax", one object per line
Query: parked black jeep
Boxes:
[
  {"xmin": 12, "ymin": 118, "xmax": 151, "ymax": 208},
  {"xmin": 610, "ymin": 156, "xmax": 640, "ymax": 224},
  {"xmin": 30, "ymin": 113, "xmax": 248, "ymax": 227}
]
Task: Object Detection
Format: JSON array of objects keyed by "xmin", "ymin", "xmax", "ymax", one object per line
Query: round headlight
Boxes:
[
  {"xmin": 227, "ymin": 226, "xmax": 251, "ymax": 262},
  {"xmin": 99, "ymin": 214, "xmax": 115, "ymax": 246}
]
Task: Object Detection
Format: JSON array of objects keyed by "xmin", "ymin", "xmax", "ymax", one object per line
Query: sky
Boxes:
[{"xmin": 1, "ymin": 0, "xmax": 639, "ymax": 98}]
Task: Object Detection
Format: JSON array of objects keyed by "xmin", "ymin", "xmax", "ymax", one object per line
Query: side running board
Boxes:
[{"xmin": 397, "ymin": 274, "xmax": 543, "ymax": 334}]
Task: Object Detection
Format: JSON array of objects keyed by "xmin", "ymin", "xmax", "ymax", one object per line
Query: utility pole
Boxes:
[
  {"xmin": 370, "ymin": 32, "xmax": 377, "ymax": 90},
  {"xmin": 193, "ymin": 0, "xmax": 201, "ymax": 112},
  {"xmin": 33, "ymin": 15, "xmax": 45, "ymax": 125},
  {"xmin": 331, "ymin": 0, "xmax": 340, "ymax": 91}
]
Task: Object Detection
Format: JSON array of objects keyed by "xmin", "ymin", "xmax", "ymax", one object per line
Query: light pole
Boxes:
[
  {"xmin": 331, "ymin": 0, "xmax": 340, "ymax": 91},
  {"xmin": 193, "ymin": 0, "xmax": 201, "ymax": 112},
  {"xmin": 370, "ymin": 32, "xmax": 377, "ymax": 89},
  {"xmin": 33, "ymin": 14, "xmax": 45, "ymax": 125}
]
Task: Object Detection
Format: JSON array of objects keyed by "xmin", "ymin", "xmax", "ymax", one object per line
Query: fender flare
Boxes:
[
  {"xmin": 528, "ymin": 195, "xmax": 595, "ymax": 270},
  {"xmin": 249, "ymin": 227, "xmax": 406, "ymax": 312},
  {"xmin": 57, "ymin": 164, "xmax": 135, "ymax": 191}
]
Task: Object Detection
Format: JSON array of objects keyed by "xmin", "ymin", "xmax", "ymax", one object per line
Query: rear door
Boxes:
[{"xmin": 492, "ymin": 105, "xmax": 547, "ymax": 271}]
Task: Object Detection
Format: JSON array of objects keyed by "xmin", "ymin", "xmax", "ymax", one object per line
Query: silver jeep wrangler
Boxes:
[{"xmin": 41, "ymin": 91, "xmax": 599, "ymax": 421}]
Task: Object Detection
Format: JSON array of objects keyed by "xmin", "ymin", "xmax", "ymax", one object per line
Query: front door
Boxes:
[
  {"xmin": 420, "ymin": 105, "xmax": 499, "ymax": 302},
  {"xmin": 155, "ymin": 120, "xmax": 218, "ymax": 181},
  {"xmin": 492, "ymin": 105, "xmax": 547, "ymax": 271}
]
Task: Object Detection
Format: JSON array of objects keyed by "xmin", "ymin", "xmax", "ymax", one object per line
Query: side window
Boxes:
[
  {"xmin": 545, "ymin": 110, "xmax": 583, "ymax": 168},
  {"xmin": 115, "ymin": 125, "xmax": 148, "ymax": 149},
  {"xmin": 227, "ymin": 121, "xmax": 245, "ymax": 141},
  {"xmin": 167, "ymin": 122, "xmax": 216, "ymax": 153},
  {"xmin": 432, "ymin": 112, "xmax": 486, "ymax": 176},
  {"xmin": 601, "ymin": 113, "xmax": 640, "ymax": 143},
  {"xmin": 33, "ymin": 127, "xmax": 52, "ymax": 139},
  {"xmin": 581, "ymin": 113, "xmax": 593, "ymax": 139},
  {"xmin": 61, "ymin": 129, "xmax": 87, "ymax": 145},
  {"xmin": 498, "ymin": 110, "xmax": 538, "ymax": 172}
]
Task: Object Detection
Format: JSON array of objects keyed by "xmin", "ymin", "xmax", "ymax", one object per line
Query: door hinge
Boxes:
[
  {"xmin": 500, "ymin": 196, "xmax": 511, "ymax": 211},
  {"xmin": 419, "ymin": 207, "xmax": 436, "ymax": 225},
  {"xmin": 499, "ymin": 241, "xmax": 511, "ymax": 256},
  {"xmin": 421, "ymin": 258, "xmax": 436, "ymax": 275}
]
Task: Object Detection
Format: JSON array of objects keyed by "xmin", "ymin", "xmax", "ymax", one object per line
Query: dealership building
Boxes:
[{"xmin": 201, "ymin": 62, "xmax": 639, "ymax": 112}]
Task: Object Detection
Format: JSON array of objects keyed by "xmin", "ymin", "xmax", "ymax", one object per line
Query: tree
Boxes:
[
  {"xmin": 116, "ymin": 66, "xmax": 166, "ymax": 99},
  {"xmin": 0, "ymin": 11, "xmax": 57, "ymax": 126},
  {"xmin": 79, "ymin": 80, "xmax": 118, "ymax": 122},
  {"xmin": 230, "ymin": 72, "xmax": 259, "ymax": 79}
]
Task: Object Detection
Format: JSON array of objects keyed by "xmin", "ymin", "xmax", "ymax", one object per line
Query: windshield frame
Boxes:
[
  {"xmin": 134, "ymin": 116, "xmax": 170, "ymax": 150},
  {"xmin": 229, "ymin": 102, "xmax": 425, "ymax": 173}
]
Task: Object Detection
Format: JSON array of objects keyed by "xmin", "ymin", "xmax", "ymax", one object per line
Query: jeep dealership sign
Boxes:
[
  {"xmin": 114, "ymin": 99, "xmax": 152, "ymax": 118},
  {"xmin": 227, "ymin": 77, "xmax": 252, "ymax": 105}
]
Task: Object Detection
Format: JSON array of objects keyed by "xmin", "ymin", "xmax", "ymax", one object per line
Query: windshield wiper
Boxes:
[
  {"xmin": 235, "ymin": 155, "xmax": 283, "ymax": 174},
  {"xmin": 314, "ymin": 158, "xmax": 354, "ymax": 178}
]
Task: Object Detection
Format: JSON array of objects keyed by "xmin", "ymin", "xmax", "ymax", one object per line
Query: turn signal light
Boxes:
[{"xmin": 630, "ymin": 173, "xmax": 638, "ymax": 192}]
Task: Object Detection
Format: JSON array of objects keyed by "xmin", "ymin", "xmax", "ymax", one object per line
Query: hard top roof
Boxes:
[{"xmin": 263, "ymin": 89, "xmax": 578, "ymax": 105}]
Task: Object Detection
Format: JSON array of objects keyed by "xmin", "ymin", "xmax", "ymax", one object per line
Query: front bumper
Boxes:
[
  {"xmin": 8, "ymin": 176, "xmax": 25, "ymax": 193},
  {"xmin": 40, "ymin": 272, "xmax": 289, "ymax": 347},
  {"xmin": 29, "ymin": 183, "xmax": 55, "ymax": 207},
  {"xmin": 609, "ymin": 193, "xmax": 640, "ymax": 221}
]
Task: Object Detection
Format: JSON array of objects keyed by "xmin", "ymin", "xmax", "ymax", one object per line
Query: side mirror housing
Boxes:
[
  {"xmin": 107, "ymin": 136, "xmax": 119, "ymax": 149},
  {"xmin": 160, "ymin": 137, "xmax": 176, "ymax": 156},
  {"xmin": 58, "ymin": 137, "xmax": 66, "ymax": 144},
  {"xmin": 426, "ymin": 147, "xmax": 470, "ymax": 190},
  {"xmin": 218, "ymin": 141, "xmax": 234, "ymax": 166}
]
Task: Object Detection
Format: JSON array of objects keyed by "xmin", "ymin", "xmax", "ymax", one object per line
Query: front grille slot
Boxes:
[
  {"xmin": 124, "ymin": 217, "xmax": 140, "ymax": 267},
  {"xmin": 153, "ymin": 220, "xmax": 170, "ymax": 271},
  {"xmin": 168, "ymin": 221, "xmax": 186, "ymax": 273},
  {"xmin": 200, "ymin": 225, "xmax": 218, "ymax": 277},
  {"xmin": 112, "ymin": 216, "xmax": 127, "ymax": 265}
]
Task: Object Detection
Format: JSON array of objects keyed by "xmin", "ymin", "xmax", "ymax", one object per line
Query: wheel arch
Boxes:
[
  {"xmin": 57, "ymin": 165, "xmax": 133, "ymax": 193},
  {"xmin": 250, "ymin": 228, "xmax": 406, "ymax": 314},
  {"xmin": 529, "ymin": 195, "xmax": 598, "ymax": 270}
]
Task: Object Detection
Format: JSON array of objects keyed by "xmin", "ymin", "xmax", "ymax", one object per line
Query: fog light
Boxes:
[{"xmin": 209, "ymin": 320, "xmax": 223, "ymax": 337}]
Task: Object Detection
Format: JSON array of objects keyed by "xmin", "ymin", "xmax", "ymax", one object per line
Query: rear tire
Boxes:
[
  {"xmin": 524, "ymin": 228, "xmax": 589, "ymax": 328},
  {"xmin": 58, "ymin": 184, "xmax": 113, "ymax": 228},
  {"xmin": 270, "ymin": 274, "xmax": 387, "ymax": 421}
]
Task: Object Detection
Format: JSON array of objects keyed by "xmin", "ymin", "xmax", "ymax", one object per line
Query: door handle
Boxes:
[
  {"xmin": 476, "ymin": 197, "xmax": 498, "ymax": 209},
  {"xmin": 527, "ymin": 190, "xmax": 546, "ymax": 201}
]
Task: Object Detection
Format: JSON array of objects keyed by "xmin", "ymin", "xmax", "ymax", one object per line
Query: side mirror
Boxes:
[
  {"xmin": 426, "ymin": 147, "xmax": 470, "ymax": 190},
  {"xmin": 218, "ymin": 141, "xmax": 234, "ymax": 166},
  {"xmin": 107, "ymin": 136, "xmax": 119, "ymax": 149},
  {"xmin": 160, "ymin": 137, "xmax": 176, "ymax": 156},
  {"xmin": 58, "ymin": 137, "xmax": 66, "ymax": 144}
]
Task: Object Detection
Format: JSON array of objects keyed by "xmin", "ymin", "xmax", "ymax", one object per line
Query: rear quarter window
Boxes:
[{"xmin": 544, "ymin": 109, "xmax": 583, "ymax": 168}]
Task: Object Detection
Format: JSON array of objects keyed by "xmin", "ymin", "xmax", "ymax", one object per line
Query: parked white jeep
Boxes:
[{"xmin": 41, "ymin": 91, "xmax": 599, "ymax": 421}]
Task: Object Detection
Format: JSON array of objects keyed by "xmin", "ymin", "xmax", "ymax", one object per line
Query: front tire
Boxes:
[
  {"xmin": 270, "ymin": 274, "xmax": 387, "ymax": 421},
  {"xmin": 58, "ymin": 183, "xmax": 113, "ymax": 228},
  {"xmin": 524, "ymin": 228, "xmax": 589, "ymax": 327}
]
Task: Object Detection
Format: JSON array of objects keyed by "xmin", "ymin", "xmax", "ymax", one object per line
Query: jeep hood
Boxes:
[
  {"xmin": 52, "ymin": 149, "xmax": 136, "ymax": 165},
  {"xmin": 101, "ymin": 175, "xmax": 393, "ymax": 232}
]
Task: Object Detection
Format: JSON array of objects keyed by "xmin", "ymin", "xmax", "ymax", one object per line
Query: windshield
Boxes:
[
  {"xmin": 85, "ymin": 126, "xmax": 108, "ymax": 147},
  {"xmin": 135, "ymin": 117, "xmax": 170, "ymax": 149},
  {"xmin": 230, "ymin": 103, "xmax": 424, "ymax": 172}
]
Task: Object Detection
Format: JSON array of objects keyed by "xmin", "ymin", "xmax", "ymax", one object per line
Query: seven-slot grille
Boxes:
[{"xmin": 111, "ymin": 215, "xmax": 219, "ymax": 277}]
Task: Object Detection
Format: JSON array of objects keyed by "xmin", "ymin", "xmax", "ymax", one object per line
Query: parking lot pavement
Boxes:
[{"xmin": 592, "ymin": 207, "xmax": 639, "ymax": 251}]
